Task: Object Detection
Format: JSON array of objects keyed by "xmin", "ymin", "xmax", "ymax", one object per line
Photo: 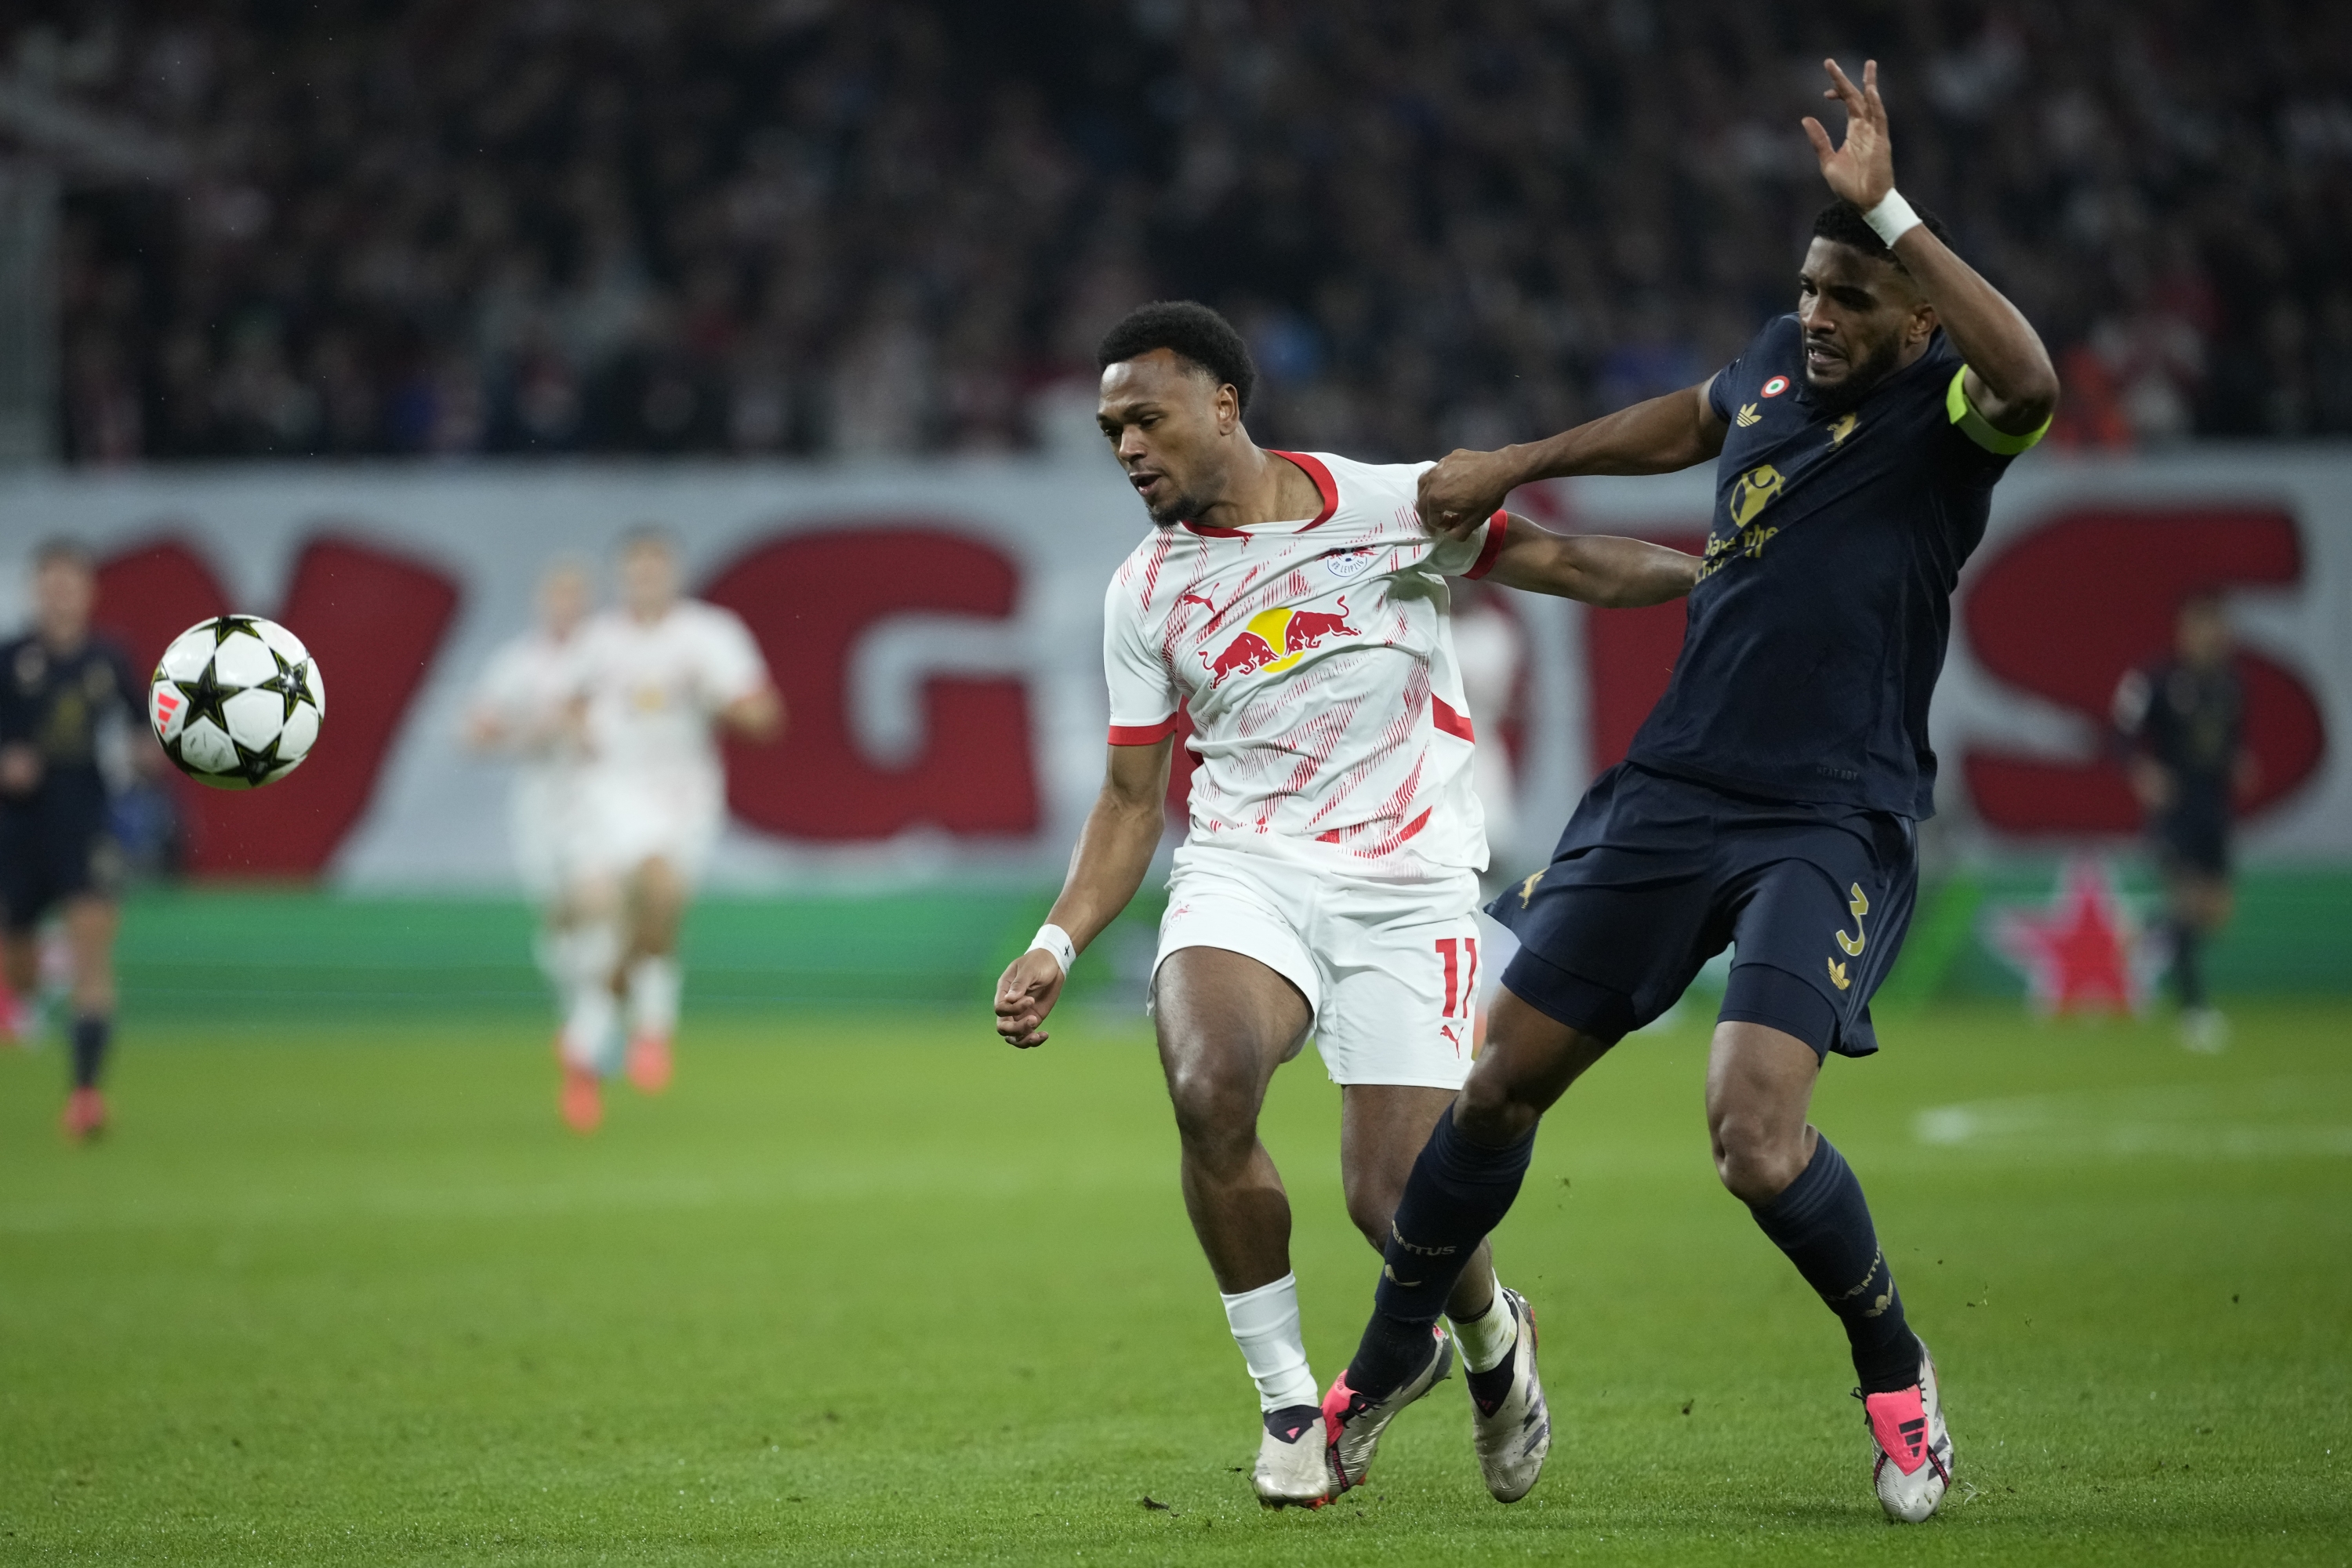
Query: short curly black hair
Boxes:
[
  {"xmin": 1811, "ymin": 198, "xmax": 1952, "ymax": 270},
  {"xmin": 1096, "ymin": 300, "xmax": 1258, "ymax": 416}
]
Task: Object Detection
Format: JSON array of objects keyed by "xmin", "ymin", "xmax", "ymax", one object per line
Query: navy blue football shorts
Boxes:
[
  {"xmin": 2154, "ymin": 804, "xmax": 2230, "ymax": 878},
  {"xmin": 0, "ymin": 789, "xmax": 123, "ymax": 932},
  {"xmin": 1486, "ymin": 763, "xmax": 1918, "ymax": 1059}
]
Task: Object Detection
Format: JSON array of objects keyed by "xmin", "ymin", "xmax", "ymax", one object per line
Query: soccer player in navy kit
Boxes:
[
  {"xmin": 1319, "ymin": 61, "xmax": 2058, "ymax": 1521},
  {"xmin": 2113, "ymin": 593, "xmax": 2251, "ymax": 1052},
  {"xmin": 0, "ymin": 541, "xmax": 145, "ymax": 1141}
]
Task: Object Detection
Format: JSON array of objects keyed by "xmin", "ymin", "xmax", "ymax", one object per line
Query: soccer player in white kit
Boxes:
[
  {"xmin": 993, "ymin": 303, "xmax": 1698, "ymax": 1507},
  {"xmin": 564, "ymin": 530, "xmax": 782, "ymax": 1127},
  {"xmin": 464, "ymin": 558, "xmax": 612, "ymax": 1128}
]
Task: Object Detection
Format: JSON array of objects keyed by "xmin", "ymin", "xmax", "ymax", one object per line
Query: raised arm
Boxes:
[
  {"xmin": 1805, "ymin": 58, "xmax": 2058, "ymax": 435},
  {"xmin": 1481, "ymin": 515, "xmax": 1700, "ymax": 608},
  {"xmin": 993, "ymin": 736, "xmax": 1172, "ymax": 1047},
  {"xmin": 1419, "ymin": 386, "xmax": 1728, "ymax": 541}
]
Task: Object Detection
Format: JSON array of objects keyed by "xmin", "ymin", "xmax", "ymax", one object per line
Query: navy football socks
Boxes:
[
  {"xmin": 1345, "ymin": 1112, "xmax": 1536, "ymax": 1400},
  {"xmin": 1748, "ymin": 1136, "xmax": 1919, "ymax": 1394},
  {"xmin": 70, "ymin": 1014, "xmax": 111, "ymax": 1091},
  {"xmin": 2169, "ymin": 917, "xmax": 2207, "ymax": 1009}
]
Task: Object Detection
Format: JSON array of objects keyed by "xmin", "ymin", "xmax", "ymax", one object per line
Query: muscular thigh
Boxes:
[{"xmin": 1152, "ymin": 946, "xmax": 1313, "ymax": 1104}]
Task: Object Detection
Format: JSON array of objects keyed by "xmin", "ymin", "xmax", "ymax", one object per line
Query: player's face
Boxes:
[
  {"xmin": 620, "ymin": 543, "xmax": 677, "ymax": 618},
  {"xmin": 33, "ymin": 557, "xmax": 94, "ymax": 644},
  {"xmin": 1796, "ymin": 240, "xmax": 1935, "ymax": 405},
  {"xmin": 2177, "ymin": 600, "xmax": 2231, "ymax": 666},
  {"xmin": 1098, "ymin": 350, "xmax": 1241, "ymax": 528},
  {"xmin": 540, "ymin": 564, "xmax": 591, "ymax": 637}
]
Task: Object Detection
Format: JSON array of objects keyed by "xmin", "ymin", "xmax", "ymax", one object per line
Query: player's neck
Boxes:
[
  {"xmin": 1192, "ymin": 441, "xmax": 1323, "ymax": 532},
  {"xmin": 38, "ymin": 622, "xmax": 86, "ymax": 655}
]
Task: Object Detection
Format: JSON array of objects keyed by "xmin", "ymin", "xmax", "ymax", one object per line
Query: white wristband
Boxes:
[
  {"xmin": 1029, "ymin": 923, "xmax": 1076, "ymax": 976},
  {"xmin": 1862, "ymin": 188, "xmax": 1922, "ymax": 247}
]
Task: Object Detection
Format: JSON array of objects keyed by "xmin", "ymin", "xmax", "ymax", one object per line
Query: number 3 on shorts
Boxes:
[{"xmin": 1436, "ymin": 935, "xmax": 1481, "ymax": 1018}]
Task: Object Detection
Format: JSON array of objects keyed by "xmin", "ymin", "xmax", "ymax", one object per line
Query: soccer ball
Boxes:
[{"xmin": 148, "ymin": 615, "xmax": 325, "ymax": 790}]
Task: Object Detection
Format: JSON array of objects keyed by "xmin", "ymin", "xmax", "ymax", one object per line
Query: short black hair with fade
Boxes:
[
  {"xmin": 1810, "ymin": 199, "xmax": 1954, "ymax": 271},
  {"xmin": 1096, "ymin": 300, "xmax": 1258, "ymax": 417}
]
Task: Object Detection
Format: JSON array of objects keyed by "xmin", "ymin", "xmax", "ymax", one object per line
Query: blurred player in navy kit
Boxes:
[
  {"xmin": 0, "ymin": 541, "xmax": 145, "ymax": 1141},
  {"xmin": 1319, "ymin": 61, "xmax": 2057, "ymax": 1521},
  {"xmin": 2113, "ymin": 593, "xmax": 2253, "ymax": 1053}
]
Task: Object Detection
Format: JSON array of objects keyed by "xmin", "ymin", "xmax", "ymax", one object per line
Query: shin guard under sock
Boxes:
[
  {"xmin": 70, "ymin": 1014, "xmax": 111, "ymax": 1090},
  {"xmin": 1346, "ymin": 1112, "xmax": 1535, "ymax": 1399},
  {"xmin": 1749, "ymin": 1136, "xmax": 1918, "ymax": 1394}
]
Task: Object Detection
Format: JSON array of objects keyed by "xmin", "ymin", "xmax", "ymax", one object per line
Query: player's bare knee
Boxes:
[
  {"xmin": 1163, "ymin": 1062, "xmax": 1258, "ymax": 1158},
  {"xmin": 1711, "ymin": 1113, "xmax": 1806, "ymax": 1204},
  {"xmin": 1455, "ymin": 1066, "xmax": 1539, "ymax": 1147}
]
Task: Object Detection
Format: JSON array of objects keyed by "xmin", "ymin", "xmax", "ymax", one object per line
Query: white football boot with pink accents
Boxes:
[{"xmin": 1863, "ymin": 1339, "xmax": 1955, "ymax": 1523}]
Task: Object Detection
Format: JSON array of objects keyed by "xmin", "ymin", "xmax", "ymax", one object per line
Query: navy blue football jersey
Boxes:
[
  {"xmin": 1624, "ymin": 315, "xmax": 2045, "ymax": 819},
  {"xmin": 0, "ymin": 633, "xmax": 141, "ymax": 798}
]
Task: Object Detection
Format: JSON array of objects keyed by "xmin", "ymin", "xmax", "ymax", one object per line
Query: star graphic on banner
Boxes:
[{"xmin": 1987, "ymin": 858, "xmax": 2151, "ymax": 1015}]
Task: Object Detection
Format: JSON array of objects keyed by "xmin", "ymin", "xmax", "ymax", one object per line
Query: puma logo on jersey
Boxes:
[{"xmin": 1828, "ymin": 412, "xmax": 1860, "ymax": 447}]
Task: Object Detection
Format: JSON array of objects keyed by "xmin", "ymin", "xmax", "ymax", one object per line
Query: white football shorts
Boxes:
[
  {"xmin": 579, "ymin": 766, "xmax": 724, "ymax": 885},
  {"xmin": 509, "ymin": 771, "xmax": 596, "ymax": 900},
  {"xmin": 1152, "ymin": 843, "xmax": 1486, "ymax": 1089}
]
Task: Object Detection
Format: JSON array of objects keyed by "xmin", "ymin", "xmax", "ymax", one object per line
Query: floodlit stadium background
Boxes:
[{"xmin": 0, "ymin": 4, "xmax": 2347, "ymax": 1563}]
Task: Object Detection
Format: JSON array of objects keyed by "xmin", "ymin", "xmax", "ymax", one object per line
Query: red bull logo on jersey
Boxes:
[{"xmin": 1201, "ymin": 597, "xmax": 1362, "ymax": 685}]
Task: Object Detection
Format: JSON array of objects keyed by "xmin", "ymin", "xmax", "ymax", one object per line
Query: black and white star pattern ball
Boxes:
[{"xmin": 148, "ymin": 615, "xmax": 325, "ymax": 789}]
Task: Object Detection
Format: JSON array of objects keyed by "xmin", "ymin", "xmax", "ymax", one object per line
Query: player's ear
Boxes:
[
  {"xmin": 1215, "ymin": 382, "xmax": 1240, "ymax": 435},
  {"xmin": 1911, "ymin": 299, "xmax": 1938, "ymax": 348}
]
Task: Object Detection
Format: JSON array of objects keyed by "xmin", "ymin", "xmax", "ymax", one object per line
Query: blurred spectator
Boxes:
[{"xmin": 13, "ymin": 0, "xmax": 2352, "ymax": 465}]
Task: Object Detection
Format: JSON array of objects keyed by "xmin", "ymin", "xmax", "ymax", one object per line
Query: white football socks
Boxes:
[
  {"xmin": 1449, "ymin": 1272, "xmax": 1519, "ymax": 1374},
  {"xmin": 1220, "ymin": 1273, "xmax": 1319, "ymax": 1412},
  {"xmin": 555, "ymin": 921, "xmax": 622, "ymax": 1072},
  {"xmin": 626, "ymin": 955, "xmax": 681, "ymax": 1041},
  {"xmin": 560, "ymin": 987, "xmax": 617, "ymax": 1073}
]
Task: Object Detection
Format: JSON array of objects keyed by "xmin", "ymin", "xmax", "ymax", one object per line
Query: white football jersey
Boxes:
[
  {"xmin": 1103, "ymin": 450, "xmax": 1507, "ymax": 879},
  {"xmin": 575, "ymin": 600, "xmax": 770, "ymax": 786},
  {"xmin": 469, "ymin": 629, "xmax": 592, "ymax": 788}
]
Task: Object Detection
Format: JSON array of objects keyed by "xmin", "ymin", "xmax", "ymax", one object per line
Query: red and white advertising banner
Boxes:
[{"xmin": 1, "ymin": 445, "xmax": 2346, "ymax": 888}]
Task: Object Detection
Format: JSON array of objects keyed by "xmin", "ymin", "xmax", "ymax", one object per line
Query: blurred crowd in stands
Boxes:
[{"xmin": 16, "ymin": 0, "xmax": 2352, "ymax": 464}]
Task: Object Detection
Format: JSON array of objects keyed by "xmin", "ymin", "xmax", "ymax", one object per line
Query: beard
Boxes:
[
  {"xmin": 1146, "ymin": 490, "xmax": 1210, "ymax": 529},
  {"xmin": 1804, "ymin": 332, "xmax": 1905, "ymax": 418}
]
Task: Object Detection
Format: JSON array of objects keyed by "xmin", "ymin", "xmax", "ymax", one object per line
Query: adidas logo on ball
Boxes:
[{"xmin": 148, "ymin": 615, "xmax": 325, "ymax": 790}]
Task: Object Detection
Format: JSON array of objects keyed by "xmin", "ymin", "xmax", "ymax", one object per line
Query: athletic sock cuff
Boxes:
[
  {"xmin": 1428, "ymin": 1110, "xmax": 1537, "ymax": 1190},
  {"xmin": 1750, "ymin": 1135, "xmax": 1853, "ymax": 1233}
]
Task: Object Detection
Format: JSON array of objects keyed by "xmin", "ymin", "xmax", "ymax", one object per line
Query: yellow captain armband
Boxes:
[{"xmin": 1947, "ymin": 365, "xmax": 2051, "ymax": 455}]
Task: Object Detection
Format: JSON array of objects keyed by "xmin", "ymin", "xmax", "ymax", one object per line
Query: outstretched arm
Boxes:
[
  {"xmin": 1805, "ymin": 58, "xmax": 2058, "ymax": 435},
  {"xmin": 993, "ymin": 737, "xmax": 1172, "ymax": 1047},
  {"xmin": 1482, "ymin": 516, "xmax": 1700, "ymax": 607},
  {"xmin": 1419, "ymin": 385, "xmax": 1728, "ymax": 541}
]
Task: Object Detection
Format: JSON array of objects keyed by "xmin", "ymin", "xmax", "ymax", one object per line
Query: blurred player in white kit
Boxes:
[
  {"xmin": 464, "ymin": 558, "xmax": 607, "ymax": 1123},
  {"xmin": 563, "ymin": 530, "xmax": 781, "ymax": 1131}
]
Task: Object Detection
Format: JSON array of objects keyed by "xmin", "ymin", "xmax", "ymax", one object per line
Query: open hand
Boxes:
[
  {"xmin": 0, "ymin": 742, "xmax": 40, "ymax": 796},
  {"xmin": 993, "ymin": 949, "xmax": 1066, "ymax": 1047},
  {"xmin": 1801, "ymin": 58, "xmax": 1894, "ymax": 210},
  {"xmin": 1417, "ymin": 448, "xmax": 1519, "ymax": 540}
]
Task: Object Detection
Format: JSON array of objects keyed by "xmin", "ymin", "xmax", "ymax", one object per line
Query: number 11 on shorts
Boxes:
[{"xmin": 1436, "ymin": 935, "xmax": 1481, "ymax": 1018}]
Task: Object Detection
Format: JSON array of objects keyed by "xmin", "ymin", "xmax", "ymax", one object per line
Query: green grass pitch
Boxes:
[{"xmin": 2, "ymin": 998, "xmax": 2347, "ymax": 1565}]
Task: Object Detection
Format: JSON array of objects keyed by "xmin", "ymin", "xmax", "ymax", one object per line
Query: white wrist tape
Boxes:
[
  {"xmin": 1862, "ymin": 188, "xmax": 1923, "ymax": 247},
  {"xmin": 1029, "ymin": 923, "xmax": 1076, "ymax": 976}
]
